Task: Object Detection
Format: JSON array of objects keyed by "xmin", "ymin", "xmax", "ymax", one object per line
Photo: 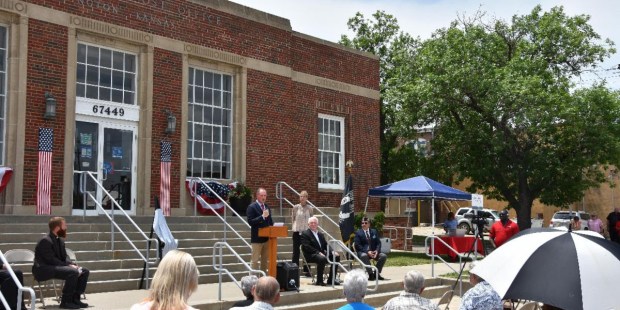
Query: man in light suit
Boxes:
[
  {"xmin": 300, "ymin": 216, "xmax": 340, "ymax": 286},
  {"xmin": 354, "ymin": 217, "xmax": 387, "ymax": 280},
  {"xmin": 32, "ymin": 217, "xmax": 89, "ymax": 309},
  {"xmin": 247, "ymin": 188, "xmax": 274, "ymax": 273}
]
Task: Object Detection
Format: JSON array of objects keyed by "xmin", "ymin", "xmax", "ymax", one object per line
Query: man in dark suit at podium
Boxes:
[
  {"xmin": 247, "ymin": 188, "xmax": 274, "ymax": 273},
  {"xmin": 301, "ymin": 216, "xmax": 340, "ymax": 286},
  {"xmin": 354, "ymin": 217, "xmax": 387, "ymax": 280}
]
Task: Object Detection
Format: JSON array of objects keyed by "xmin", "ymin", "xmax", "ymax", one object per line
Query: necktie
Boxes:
[
  {"xmin": 261, "ymin": 204, "xmax": 265, "ymax": 211},
  {"xmin": 365, "ymin": 230, "xmax": 370, "ymax": 240}
]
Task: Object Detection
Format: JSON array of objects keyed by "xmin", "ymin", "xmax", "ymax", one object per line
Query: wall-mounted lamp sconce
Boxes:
[
  {"xmin": 44, "ymin": 92, "xmax": 57, "ymax": 119},
  {"xmin": 165, "ymin": 109, "xmax": 176, "ymax": 134}
]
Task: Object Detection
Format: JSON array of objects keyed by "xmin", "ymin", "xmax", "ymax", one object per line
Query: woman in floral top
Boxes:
[{"xmin": 291, "ymin": 190, "xmax": 313, "ymax": 276}]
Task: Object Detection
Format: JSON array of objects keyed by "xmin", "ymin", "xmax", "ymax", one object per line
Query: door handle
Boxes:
[{"xmin": 102, "ymin": 164, "xmax": 108, "ymax": 181}]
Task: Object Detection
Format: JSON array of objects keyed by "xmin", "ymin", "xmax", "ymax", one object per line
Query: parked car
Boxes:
[
  {"xmin": 455, "ymin": 207, "xmax": 500, "ymax": 234},
  {"xmin": 549, "ymin": 211, "xmax": 590, "ymax": 230}
]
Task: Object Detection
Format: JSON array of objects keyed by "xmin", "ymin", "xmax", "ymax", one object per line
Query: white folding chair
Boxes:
[
  {"xmin": 4, "ymin": 249, "xmax": 57, "ymax": 308},
  {"xmin": 519, "ymin": 301, "xmax": 540, "ymax": 310}
]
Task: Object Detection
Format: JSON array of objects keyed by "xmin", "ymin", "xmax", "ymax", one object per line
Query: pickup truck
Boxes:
[{"xmin": 455, "ymin": 207, "xmax": 500, "ymax": 234}]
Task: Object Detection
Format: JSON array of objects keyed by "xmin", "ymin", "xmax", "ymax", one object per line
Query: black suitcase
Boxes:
[{"xmin": 276, "ymin": 262, "xmax": 299, "ymax": 291}]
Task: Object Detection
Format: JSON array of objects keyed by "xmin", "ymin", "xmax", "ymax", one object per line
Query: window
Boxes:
[
  {"xmin": 318, "ymin": 114, "xmax": 344, "ymax": 189},
  {"xmin": 76, "ymin": 43, "xmax": 137, "ymax": 105},
  {"xmin": 0, "ymin": 26, "xmax": 6, "ymax": 165},
  {"xmin": 187, "ymin": 67, "xmax": 233, "ymax": 179},
  {"xmin": 407, "ymin": 138, "xmax": 428, "ymax": 156}
]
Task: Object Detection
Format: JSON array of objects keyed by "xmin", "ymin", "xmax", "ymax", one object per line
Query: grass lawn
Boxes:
[{"xmin": 384, "ymin": 251, "xmax": 433, "ymax": 266}]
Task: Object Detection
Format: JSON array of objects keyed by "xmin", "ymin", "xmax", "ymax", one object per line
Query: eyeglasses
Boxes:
[{"xmin": 361, "ymin": 222, "xmax": 369, "ymax": 224}]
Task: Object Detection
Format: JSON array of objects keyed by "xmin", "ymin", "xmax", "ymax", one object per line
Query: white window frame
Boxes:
[
  {"xmin": 186, "ymin": 66, "xmax": 233, "ymax": 180},
  {"xmin": 318, "ymin": 113, "xmax": 345, "ymax": 190},
  {"xmin": 0, "ymin": 25, "xmax": 7, "ymax": 166},
  {"xmin": 76, "ymin": 42, "xmax": 138, "ymax": 105}
]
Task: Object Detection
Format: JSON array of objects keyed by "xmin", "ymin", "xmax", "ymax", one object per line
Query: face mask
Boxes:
[{"xmin": 57, "ymin": 228, "xmax": 67, "ymax": 238}]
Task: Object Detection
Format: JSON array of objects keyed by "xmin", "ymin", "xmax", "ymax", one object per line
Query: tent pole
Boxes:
[
  {"xmin": 364, "ymin": 196, "xmax": 369, "ymax": 214},
  {"xmin": 431, "ymin": 198, "xmax": 435, "ymax": 277}
]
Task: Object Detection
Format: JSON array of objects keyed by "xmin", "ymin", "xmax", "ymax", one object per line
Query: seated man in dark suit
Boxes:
[
  {"xmin": 300, "ymin": 216, "xmax": 340, "ymax": 286},
  {"xmin": 0, "ymin": 263, "xmax": 26, "ymax": 310},
  {"xmin": 354, "ymin": 217, "xmax": 387, "ymax": 280},
  {"xmin": 32, "ymin": 217, "xmax": 89, "ymax": 309}
]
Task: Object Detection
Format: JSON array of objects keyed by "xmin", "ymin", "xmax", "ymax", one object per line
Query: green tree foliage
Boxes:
[
  {"xmin": 400, "ymin": 6, "xmax": 620, "ymax": 229},
  {"xmin": 340, "ymin": 12, "xmax": 423, "ymax": 186}
]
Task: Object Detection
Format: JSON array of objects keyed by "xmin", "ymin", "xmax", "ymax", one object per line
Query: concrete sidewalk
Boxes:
[{"xmin": 31, "ymin": 262, "xmax": 468, "ymax": 310}]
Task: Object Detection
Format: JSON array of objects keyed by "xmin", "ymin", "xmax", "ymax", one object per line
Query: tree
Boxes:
[
  {"xmin": 339, "ymin": 12, "xmax": 423, "ymax": 188},
  {"xmin": 401, "ymin": 6, "xmax": 620, "ymax": 229}
]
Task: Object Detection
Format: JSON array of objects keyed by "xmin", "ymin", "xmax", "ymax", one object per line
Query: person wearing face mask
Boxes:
[
  {"xmin": 489, "ymin": 210, "xmax": 519, "ymax": 248},
  {"xmin": 32, "ymin": 217, "xmax": 90, "ymax": 309}
]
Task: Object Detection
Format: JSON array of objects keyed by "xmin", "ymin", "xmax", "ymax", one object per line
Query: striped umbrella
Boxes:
[{"xmin": 471, "ymin": 228, "xmax": 620, "ymax": 310}]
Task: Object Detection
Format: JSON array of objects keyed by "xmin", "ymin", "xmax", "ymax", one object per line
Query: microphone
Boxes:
[{"xmin": 289, "ymin": 279, "xmax": 300, "ymax": 292}]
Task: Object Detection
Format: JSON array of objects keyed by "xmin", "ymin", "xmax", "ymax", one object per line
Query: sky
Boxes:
[{"xmin": 230, "ymin": 0, "xmax": 620, "ymax": 89}]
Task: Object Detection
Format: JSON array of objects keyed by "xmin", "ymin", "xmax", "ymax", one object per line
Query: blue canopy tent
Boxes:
[{"xmin": 364, "ymin": 176, "xmax": 473, "ymax": 276}]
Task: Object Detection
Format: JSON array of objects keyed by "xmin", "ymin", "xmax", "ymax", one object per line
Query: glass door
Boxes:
[{"xmin": 73, "ymin": 120, "xmax": 136, "ymax": 215}]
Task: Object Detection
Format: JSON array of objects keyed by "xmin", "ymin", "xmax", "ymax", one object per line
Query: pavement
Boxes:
[{"xmin": 28, "ymin": 262, "xmax": 468, "ymax": 310}]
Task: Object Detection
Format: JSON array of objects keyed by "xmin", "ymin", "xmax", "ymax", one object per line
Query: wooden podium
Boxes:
[{"xmin": 259, "ymin": 226, "xmax": 288, "ymax": 277}]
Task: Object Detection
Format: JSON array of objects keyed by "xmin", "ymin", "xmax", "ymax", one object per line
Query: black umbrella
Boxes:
[{"xmin": 471, "ymin": 228, "xmax": 620, "ymax": 310}]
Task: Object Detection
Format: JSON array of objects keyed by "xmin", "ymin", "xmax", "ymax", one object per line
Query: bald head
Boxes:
[{"xmin": 253, "ymin": 276, "xmax": 280, "ymax": 305}]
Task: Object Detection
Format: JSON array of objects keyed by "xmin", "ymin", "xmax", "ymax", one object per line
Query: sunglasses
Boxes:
[{"xmin": 361, "ymin": 222, "xmax": 369, "ymax": 224}]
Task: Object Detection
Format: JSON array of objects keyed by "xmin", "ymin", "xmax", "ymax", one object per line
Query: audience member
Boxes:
[
  {"xmin": 587, "ymin": 214, "xmax": 604, "ymax": 236},
  {"xmin": 247, "ymin": 188, "xmax": 274, "ymax": 273},
  {"xmin": 607, "ymin": 207, "xmax": 620, "ymax": 243},
  {"xmin": 336, "ymin": 269, "xmax": 373, "ymax": 310},
  {"xmin": 32, "ymin": 217, "xmax": 90, "ymax": 309},
  {"xmin": 131, "ymin": 250, "xmax": 199, "ymax": 310},
  {"xmin": 570, "ymin": 216, "xmax": 582, "ymax": 231},
  {"xmin": 353, "ymin": 217, "xmax": 387, "ymax": 280},
  {"xmin": 0, "ymin": 263, "xmax": 26, "ymax": 310},
  {"xmin": 301, "ymin": 216, "xmax": 340, "ymax": 286},
  {"xmin": 230, "ymin": 276, "xmax": 280, "ymax": 310},
  {"xmin": 443, "ymin": 212, "xmax": 458, "ymax": 234},
  {"xmin": 231, "ymin": 275, "xmax": 258, "ymax": 308},
  {"xmin": 383, "ymin": 270, "xmax": 439, "ymax": 310},
  {"xmin": 489, "ymin": 210, "xmax": 519, "ymax": 248},
  {"xmin": 459, "ymin": 262, "xmax": 502, "ymax": 310},
  {"xmin": 291, "ymin": 190, "xmax": 313, "ymax": 277}
]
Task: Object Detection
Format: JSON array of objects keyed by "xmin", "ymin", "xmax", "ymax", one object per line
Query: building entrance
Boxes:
[{"xmin": 73, "ymin": 118, "xmax": 137, "ymax": 215}]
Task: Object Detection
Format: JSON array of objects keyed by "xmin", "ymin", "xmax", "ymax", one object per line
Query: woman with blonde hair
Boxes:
[{"xmin": 131, "ymin": 250, "xmax": 199, "ymax": 310}]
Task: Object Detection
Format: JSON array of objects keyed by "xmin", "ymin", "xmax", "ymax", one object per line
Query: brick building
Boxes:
[{"xmin": 0, "ymin": 0, "xmax": 380, "ymax": 215}]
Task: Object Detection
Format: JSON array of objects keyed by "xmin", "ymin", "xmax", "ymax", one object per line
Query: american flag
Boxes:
[
  {"xmin": 160, "ymin": 141, "xmax": 171, "ymax": 216},
  {"xmin": 37, "ymin": 128, "xmax": 53, "ymax": 215},
  {"xmin": 185, "ymin": 179, "xmax": 230, "ymax": 215}
]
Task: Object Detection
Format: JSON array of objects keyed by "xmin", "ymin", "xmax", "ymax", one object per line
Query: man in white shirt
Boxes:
[{"xmin": 300, "ymin": 216, "xmax": 340, "ymax": 286}]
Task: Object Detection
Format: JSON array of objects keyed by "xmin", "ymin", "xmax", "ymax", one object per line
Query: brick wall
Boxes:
[
  {"xmin": 23, "ymin": 20, "xmax": 68, "ymax": 207},
  {"xmin": 19, "ymin": 1, "xmax": 380, "ymax": 212},
  {"xmin": 150, "ymin": 48, "xmax": 183, "ymax": 207}
]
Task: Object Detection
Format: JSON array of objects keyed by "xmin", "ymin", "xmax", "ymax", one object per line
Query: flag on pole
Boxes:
[
  {"xmin": 153, "ymin": 196, "xmax": 177, "ymax": 257},
  {"xmin": 0, "ymin": 167, "xmax": 13, "ymax": 193},
  {"xmin": 339, "ymin": 173, "xmax": 355, "ymax": 243},
  {"xmin": 160, "ymin": 141, "xmax": 172, "ymax": 216},
  {"xmin": 37, "ymin": 128, "xmax": 53, "ymax": 215}
]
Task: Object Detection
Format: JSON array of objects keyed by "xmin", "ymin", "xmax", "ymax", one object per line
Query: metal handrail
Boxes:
[
  {"xmin": 212, "ymin": 242, "xmax": 265, "ymax": 301},
  {"xmin": 79, "ymin": 171, "xmax": 159, "ymax": 288},
  {"xmin": 275, "ymin": 181, "xmax": 341, "ymax": 234},
  {"xmin": 326, "ymin": 239, "xmax": 379, "ymax": 292},
  {"xmin": 0, "ymin": 251, "xmax": 36, "ymax": 310},
  {"xmin": 424, "ymin": 235, "xmax": 465, "ymax": 295},
  {"xmin": 383, "ymin": 226, "xmax": 399, "ymax": 241},
  {"xmin": 187, "ymin": 178, "xmax": 251, "ymax": 249}
]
